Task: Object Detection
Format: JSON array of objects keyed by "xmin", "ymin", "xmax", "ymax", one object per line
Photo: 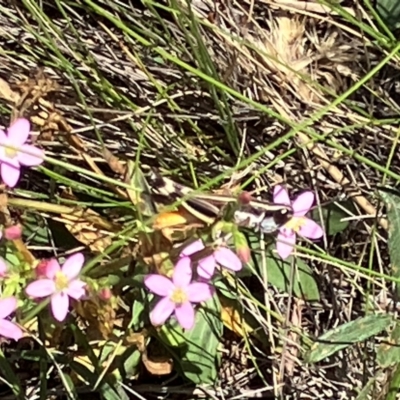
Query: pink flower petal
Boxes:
[
  {"xmin": 150, "ymin": 297, "xmax": 175, "ymax": 326},
  {"xmin": 299, "ymin": 218, "xmax": 324, "ymax": 239},
  {"xmin": 0, "ymin": 258, "xmax": 7, "ymax": 277},
  {"xmin": 62, "ymin": 253, "xmax": 84, "ymax": 280},
  {"xmin": 7, "ymin": 118, "xmax": 30, "ymax": 146},
  {"xmin": 144, "ymin": 274, "xmax": 174, "ymax": 296},
  {"xmin": 45, "ymin": 259, "xmax": 61, "ymax": 279},
  {"xmin": 65, "ymin": 280, "xmax": 86, "ymax": 300},
  {"xmin": 1, "ymin": 162, "xmax": 20, "ymax": 188},
  {"xmin": 292, "ymin": 191, "xmax": 314, "ymax": 216},
  {"xmin": 214, "ymin": 247, "xmax": 242, "ymax": 272},
  {"xmin": 273, "ymin": 185, "xmax": 291, "ymax": 205},
  {"xmin": 0, "ymin": 319, "xmax": 23, "ymax": 341},
  {"xmin": 276, "ymin": 231, "xmax": 297, "ymax": 259},
  {"xmin": 186, "ymin": 282, "xmax": 214, "ymax": 303},
  {"xmin": 25, "ymin": 279, "xmax": 56, "ymax": 298},
  {"xmin": 172, "ymin": 257, "xmax": 192, "ymax": 287},
  {"xmin": 175, "ymin": 301, "xmax": 195, "ymax": 330},
  {"xmin": 51, "ymin": 292, "xmax": 69, "ymax": 322},
  {"xmin": 197, "ymin": 255, "xmax": 216, "ymax": 280},
  {"xmin": 0, "ymin": 297, "xmax": 17, "ymax": 319},
  {"xmin": 180, "ymin": 239, "xmax": 205, "ymax": 257},
  {"xmin": 0, "ymin": 130, "xmax": 7, "ymax": 145},
  {"xmin": 17, "ymin": 144, "xmax": 44, "ymax": 166}
]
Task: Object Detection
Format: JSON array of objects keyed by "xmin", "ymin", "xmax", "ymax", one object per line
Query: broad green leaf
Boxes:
[
  {"xmin": 376, "ymin": 0, "xmax": 400, "ymax": 30},
  {"xmin": 120, "ymin": 347, "xmax": 141, "ymax": 379},
  {"xmin": 355, "ymin": 372, "xmax": 384, "ymax": 400},
  {"xmin": 377, "ymin": 321, "xmax": 400, "ymax": 367},
  {"xmin": 178, "ymin": 296, "xmax": 223, "ymax": 384},
  {"xmin": 265, "ymin": 255, "xmax": 320, "ymax": 301},
  {"xmin": 248, "ymin": 236, "xmax": 320, "ymax": 301},
  {"xmin": 379, "ymin": 190, "xmax": 400, "ymax": 295},
  {"xmin": 311, "ymin": 202, "xmax": 352, "ymax": 235},
  {"xmin": 159, "ymin": 319, "xmax": 187, "ymax": 348},
  {"xmin": 305, "ymin": 314, "xmax": 393, "ymax": 363}
]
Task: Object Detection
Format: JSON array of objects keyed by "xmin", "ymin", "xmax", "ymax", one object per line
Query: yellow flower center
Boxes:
[
  {"xmin": 5, "ymin": 145, "xmax": 18, "ymax": 159},
  {"xmin": 170, "ymin": 288, "xmax": 188, "ymax": 305},
  {"xmin": 284, "ymin": 216, "xmax": 307, "ymax": 233},
  {"xmin": 55, "ymin": 271, "xmax": 69, "ymax": 291}
]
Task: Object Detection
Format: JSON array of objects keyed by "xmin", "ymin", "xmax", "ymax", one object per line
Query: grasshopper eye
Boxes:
[{"xmin": 273, "ymin": 207, "xmax": 293, "ymax": 226}]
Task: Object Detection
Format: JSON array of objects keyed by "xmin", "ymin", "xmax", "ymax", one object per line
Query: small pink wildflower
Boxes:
[
  {"xmin": 4, "ymin": 225, "xmax": 22, "ymax": 240},
  {"xmin": 274, "ymin": 186, "xmax": 324, "ymax": 259},
  {"xmin": 144, "ymin": 257, "xmax": 214, "ymax": 330},
  {"xmin": 25, "ymin": 253, "xmax": 86, "ymax": 322},
  {"xmin": 0, "ymin": 118, "xmax": 44, "ymax": 188},
  {"xmin": 181, "ymin": 239, "xmax": 242, "ymax": 280},
  {"xmin": 0, "ymin": 297, "xmax": 23, "ymax": 341}
]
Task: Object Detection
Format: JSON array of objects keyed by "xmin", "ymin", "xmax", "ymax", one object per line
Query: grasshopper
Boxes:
[{"xmin": 146, "ymin": 169, "xmax": 293, "ymax": 234}]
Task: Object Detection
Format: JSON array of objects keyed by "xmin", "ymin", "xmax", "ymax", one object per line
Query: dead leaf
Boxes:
[
  {"xmin": 142, "ymin": 349, "xmax": 173, "ymax": 376},
  {"xmin": 220, "ymin": 296, "xmax": 254, "ymax": 337},
  {"xmin": 75, "ymin": 297, "xmax": 117, "ymax": 340},
  {"xmin": 57, "ymin": 207, "xmax": 120, "ymax": 253},
  {"xmin": 0, "ymin": 193, "xmax": 8, "ymax": 208},
  {"xmin": 0, "ymin": 78, "xmax": 20, "ymax": 103},
  {"xmin": 104, "ymin": 148, "xmax": 126, "ymax": 175},
  {"xmin": 153, "ymin": 209, "xmax": 204, "ymax": 230},
  {"xmin": 142, "ymin": 251, "xmax": 174, "ymax": 275},
  {"xmin": 138, "ymin": 230, "xmax": 173, "ymax": 258}
]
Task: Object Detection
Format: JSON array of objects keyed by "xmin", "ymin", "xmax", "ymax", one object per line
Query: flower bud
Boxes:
[
  {"xmin": 4, "ymin": 225, "xmax": 22, "ymax": 240},
  {"xmin": 36, "ymin": 259, "xmax": 50, "ymax": 278},
  {"xmin": 99, "ymin": 288, "xmax": 112, "ymax": 301}
]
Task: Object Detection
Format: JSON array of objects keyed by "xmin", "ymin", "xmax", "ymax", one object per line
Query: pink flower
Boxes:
[
  {"xmin": 4, "ymin": 225, "xmax": 22, "ymax": 240},
  {"xmin": 0, "ymin": 118, "xmax": 44, "ymax": 188},
  {"xmin": 274, "ymin": 186, "xmax": 324, "ymax": 259},
  {"xmin": 0, "ymin": 297, "xmax": 23, "ymax": 341},
  {"xmin": 144, "ymin": 257, "xmax": 214, "ymax": 330},
  {"xmin": 25, "ymin": 253, "xmax": 86, "ymax": 322},
  {"xmin": 180, "ymin": 239, "xmax": 242, "ymax": 280}
]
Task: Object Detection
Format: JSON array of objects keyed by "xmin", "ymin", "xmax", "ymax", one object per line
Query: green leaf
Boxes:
[
  {"xmin": 379, "ymin": 189, "xmax": 400, "ymax": 295},
  {"xmin": 305, "ymin": 314, "xmax": 393, "ymax": 363},
  {"xmin": 130, "ymin": 291, "xmax": 146, "ymax": 331},
  {"xmin": 355, "ymin": 372, "xmax": 384, "ymax": 400},
  {"xmin": 58, "ymin": 371, "xmax": 78, "ymax": 400},
  {"xmin": 376, "ymin": 0, "xmax": 400, "ymax": 30},
  {"xmin": 21, "ymin": 213, "xmax": 50, "ymax": 246},
  {"xmin": 311, "ymin": 202, "xmax": 352, "ymax": 235},
  {"xmin": 377, "ymin": 321, "xmax": 400, "ymax": 367},
  {"xmin": 177, "ymin": 296, "xmax": 223, "ymax": 384},
  {"xmin": 214, "ymin": 278, "xmax": 238, "ymax": 299},
  {"xmin": 99, "ymin": 383, "xmax": 129, "ymax": 400},
  {"xmin": 264, "ymin": 255, "xmax": 320, "ymax": 301},
  {"xmin": 0, "ymin": 348, "xmax": 23, "ymax": 399},
  {"xmin": 159, "ymin": 319, "xmax": 187, "ymax": 348},
  {"xmin": 119, "ymin": 347, "xmax": 141, "ymax": 379},
  {"xmin": 249, "ymin": 237, "xmax": 320, "ymax": 301}
]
